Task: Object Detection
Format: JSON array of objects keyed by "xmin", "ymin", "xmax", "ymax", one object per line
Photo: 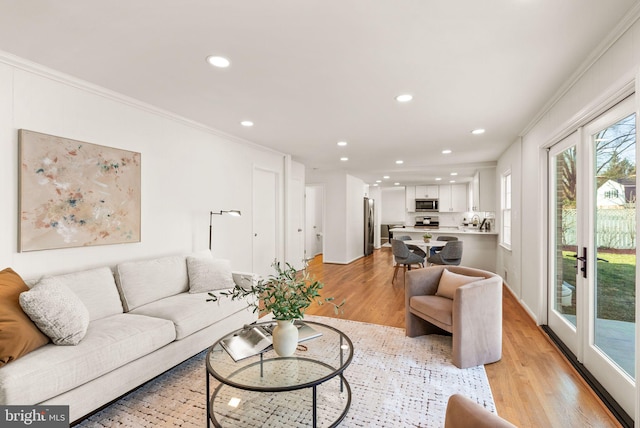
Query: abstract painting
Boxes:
[{"xmin": 19, "ymin": 130, "xmax": 141, "ymax": 251}]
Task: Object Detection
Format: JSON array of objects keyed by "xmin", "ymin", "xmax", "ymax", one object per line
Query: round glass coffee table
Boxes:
[{"xmin": 206, "ymin": 320, "xmax": 353, "ymax": 427}]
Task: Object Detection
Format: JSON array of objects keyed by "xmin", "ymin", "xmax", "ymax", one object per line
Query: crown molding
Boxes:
[
  {"xmin": 520, "ymin": 2, "xmax": 640, "ymax": 137},
  {"xmin": 0, "ymin": 50, "xmax": 284, "ymax": 157}
]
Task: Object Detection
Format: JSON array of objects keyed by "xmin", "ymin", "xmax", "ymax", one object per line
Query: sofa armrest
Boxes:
[
  {"xmin": 231, "ymin": 271, "xmax": 258, "ymax": 289},
  {"xmin": 445, "ymin": 394, "xmax": 516, "ymax": 428}
]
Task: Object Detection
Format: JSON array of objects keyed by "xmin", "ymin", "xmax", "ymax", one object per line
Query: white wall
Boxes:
[
  {"xmin": 346, "ymin": 174, "xmax": 366, "ymax": 263},
  {"xmin": 495, "ymin": 140, "xmax": 522, "ymax": 300},
  {"xmin": 0, "ymin": 55, "xmax": 286, "ymax": 278},
  {"xmin": 304, "ymin": 185, "xmax": 323, "ymax": 258},
  {"xmin": 306, "ymin": 170, "xmax": 367, "ymax": 264},
  {"xmin": 367, "ymin": 186, "xmax": 382, "ymax": 249},
  {"xmin": 380, "ymin": 187, "xmax": 406, "ymax": 224},
  {"xmin": 306, "ymin": 170, "xmax": 347, "ymax": 263},
  {"xmin": 498, "ymin": 11, "xmax": 640, "ymax": 324}
]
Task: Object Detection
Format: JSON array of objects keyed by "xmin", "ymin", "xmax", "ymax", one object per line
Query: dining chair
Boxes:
[
  {"xmin": 391, "ymin": 239, "xmax": 425, "ymax": 283},
  {"xmin": 429, "ymin": 235, "xmax": 458, "ymax": 257},
  {"xmin": 396, "ymin": 235, "xmax": 427, "ymax": 258},
  {"xmin": 427, "ymin": 241, "xmax": 463, "ymax": 266}
]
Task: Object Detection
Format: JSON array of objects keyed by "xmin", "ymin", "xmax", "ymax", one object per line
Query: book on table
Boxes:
[{"xmin": 220, "ymin": 321, "xmax": 322, "ymax": 362}]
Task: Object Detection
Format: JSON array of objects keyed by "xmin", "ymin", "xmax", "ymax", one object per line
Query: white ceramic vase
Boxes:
[{"xmin": 272, "ymin": 319, "xmax": 299, "ymax": 357}]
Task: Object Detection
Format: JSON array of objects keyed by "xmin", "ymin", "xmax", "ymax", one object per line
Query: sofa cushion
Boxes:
[
  {"xmin": 187, "ymin": 253, "xmax": 236, "ymax": 293},
  {"xmin": 130, "ymin": 291, "xmax": 249, "ymax": 340},
  {"xmin": 41, "ymin": 267, "xmax": 123, "ymax": 322},
  {"xmin": 115, "ymin": 255, "xmax": 189, "ymax": 311},
  {"xmin": 19, "ymin": 277, "xmax": 90, "ymax": 345},
  {"xmin": 0, "ymin": 268, "xmax": 50, "ymax": 367},
  {"xmin": 436, "ymin": 268, "xmax": 485, "ymax": 300},
  {"xmin": 410, "ymin": 295, "xmax": 454, "ymax": 327},
  {"xmin": 0, "ymin": 313, "xmax": 175, "ymax": 405}
]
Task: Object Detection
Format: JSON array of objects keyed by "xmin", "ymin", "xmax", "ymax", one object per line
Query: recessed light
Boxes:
[
  {"xmin": 206, "ymin": 55, "xmax": 231, "ymax": 68},
  {"xmin": 442, "ymin": 149, "xmax": 452, "ymax": 154},
  {"xmin": 395, "ymin": 94, "xmax": 413, "ymax": 102},
  {"xmin": 376, "ymin": 180, "xmax": 382, "ymax": 183},
  {"xmin": 471, "ymin": 128, "xmax": 485, "ymax": 135},
  {"xmin": 240, "ymin": 120, "xmax": 254, "ymax": 127},
  {"xmin": 340, "ymin": 157, "xmax": 349, "ymax": 161},
  {"xmin": 394, "ymin": 182, "xmax": 400, "ymax": 185},
  {"xmin": 450, "ymin": 180, "xmax": 456, "ymax": 183},
  {"xmin": 395, "ymin": 160, "xmax": 404, "ymax": 164},
  {"xmin": 383, "ymin": 175, "xmax": 390, "ymax": 179},
  {"xmin": 450, "ymin": 172, "xmax": 458, "ymax": 176},
  {"xmin": 373, "ymin": 183, "xmax": 379, "ymax": 186},
  {"xmin": 435, "ymin": 177, "xmax": 442, "ymax": 181},
  {"xmin": 337, "ymin": 141, "xmax": 348, "ymax": 146},
  {"xmin": 228, "ymin": 397, "xmax": 241, "ymax": 407}
]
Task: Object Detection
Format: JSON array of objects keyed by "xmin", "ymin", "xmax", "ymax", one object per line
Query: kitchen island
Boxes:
[{"xmin": 390, "ymin": 227, "xmax": 498, "ymax": 272}]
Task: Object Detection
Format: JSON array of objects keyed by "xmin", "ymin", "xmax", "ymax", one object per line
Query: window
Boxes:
[
  {"xmin": 502, "ymin": 172, "xmax": 512, "ymax": 248},
  {"xmin": 604, "ymin": 190, "xmax": 619, "ymax": 199}
]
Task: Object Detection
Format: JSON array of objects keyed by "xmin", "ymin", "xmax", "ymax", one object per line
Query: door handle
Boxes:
[{"xmin": 575, "ymin": 247, "xmax": 587, "ymax": 278}]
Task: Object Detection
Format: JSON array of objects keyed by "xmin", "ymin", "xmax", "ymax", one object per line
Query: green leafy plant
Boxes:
[
  {"xmin": 207, "ymin": 261, "xmax": 345, "ymax": 320},
  {"xmin": 423, "ymin": 233, "xmax": 432, "ymax": 239}
]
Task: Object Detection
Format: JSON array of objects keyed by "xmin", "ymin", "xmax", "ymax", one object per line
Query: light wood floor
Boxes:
[{"xmin": 303, "ymin": 248, "xmax": 622, "ymax": 427}]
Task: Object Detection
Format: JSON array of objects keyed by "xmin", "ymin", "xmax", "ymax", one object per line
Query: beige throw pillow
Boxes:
[
  {"xmin": 187, "ymin": 253, "xmax": 236, "ymax": 293},
  {"xmin": 435, "ymin": 269, "xmax": 485, "ymax": 300},
  {"xmin": 19, "ymin": 276, "xmax": 90, "ymax": 345}
]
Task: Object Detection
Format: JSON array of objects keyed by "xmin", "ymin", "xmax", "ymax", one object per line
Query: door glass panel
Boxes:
[
  {"xmin": 553, "ymin": 146, "xmax": 578, "ymax": 327},
  {"xmin": 593, "ymin": 113, "xmax": 636, "ymax": 378}
]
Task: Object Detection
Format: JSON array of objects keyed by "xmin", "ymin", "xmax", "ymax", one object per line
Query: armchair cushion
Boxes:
[
  {"xmin": 436, "ymin": 268, "xmax": 484, "ymax": 299},
  {"xmin": 410, "ymin": 295, "xmax": 453, "ymax": 328}
]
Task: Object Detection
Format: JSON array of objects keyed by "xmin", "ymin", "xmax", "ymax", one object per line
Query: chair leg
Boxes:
[{"xmin": 392, "ymin": 264, "xmax": 401, "ymax": 283}]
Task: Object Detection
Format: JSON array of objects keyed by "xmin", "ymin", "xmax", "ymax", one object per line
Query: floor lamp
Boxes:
[{"xmin": 209, "ymin": 210, "xmax": 242, "ymax": 250}]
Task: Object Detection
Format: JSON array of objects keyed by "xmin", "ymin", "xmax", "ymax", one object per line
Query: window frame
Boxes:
[{"xmin": 501, "ymin": 170, "xmax": 512, "ymax": 249}]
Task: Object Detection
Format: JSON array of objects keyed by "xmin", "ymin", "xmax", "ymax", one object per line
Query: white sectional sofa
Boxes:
[{"xmin": 0, "ymin": 252, "xmax": 256, "ymax": 423}]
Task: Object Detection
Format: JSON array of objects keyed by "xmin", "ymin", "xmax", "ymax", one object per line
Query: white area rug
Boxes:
[{"xmin": 77, "ymin": 316, "xmax": 495, "ymax": 427}]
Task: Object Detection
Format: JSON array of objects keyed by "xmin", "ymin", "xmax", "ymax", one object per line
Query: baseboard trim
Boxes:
[{"xmin": 541, "ymin": 325, "xmax": 633, "ymax": 428}]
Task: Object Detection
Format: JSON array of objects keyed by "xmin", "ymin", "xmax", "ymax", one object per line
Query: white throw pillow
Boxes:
[
  {"xmin": 187, "ymin": 253, "xmax": 236, "ymax": 293},
  {"xmin": 435, "ymin": 269, "xmax": 485, "ymax": 300},
  {"xmin": 19, "ymin": 277, "xmax": 90, "ymax": 345}
]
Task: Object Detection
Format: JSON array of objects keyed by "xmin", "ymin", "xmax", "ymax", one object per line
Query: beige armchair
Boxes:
[
  {"xmin": 405, "ymin": 265, "xmax": 502, "ymax": 369},
  {"xmin": 445, "ymin": 394, "xmax": 516, "ymax": 428}
]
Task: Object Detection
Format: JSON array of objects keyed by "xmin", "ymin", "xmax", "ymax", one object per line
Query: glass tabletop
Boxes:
[{"xmin": 206, "ymin": 320, "xmax": 353, "ymax": 392}]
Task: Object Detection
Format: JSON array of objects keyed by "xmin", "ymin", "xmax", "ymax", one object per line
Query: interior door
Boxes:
[
  {"xmin": 288, "ymin": 177, "xmax": 305, "ymax": 270},
  {"xmin": 252, "ymin": 168, "xmax": 279, "ymax": 278},
  {"xmin": 547, "ymin": 95, "xmax": 637, "ymax": 417}
]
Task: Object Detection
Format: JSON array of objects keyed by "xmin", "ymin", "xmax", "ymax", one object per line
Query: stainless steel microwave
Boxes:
[{"xmin": 415, "ymin": 198, "xmax": 439, "ymax": 212}]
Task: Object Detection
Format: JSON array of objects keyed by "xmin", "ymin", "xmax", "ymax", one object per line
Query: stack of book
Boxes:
[{"xmin": 220, "ymin": 322, "xmax": 321, "ymax": 361}]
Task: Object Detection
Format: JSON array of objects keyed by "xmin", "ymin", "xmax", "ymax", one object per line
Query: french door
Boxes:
[{"xmin": 548, "ymin": 95, "xmax": 637, "ymax": 417}]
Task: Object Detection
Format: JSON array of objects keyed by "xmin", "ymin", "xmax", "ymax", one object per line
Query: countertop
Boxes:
[{"xmin": 389, "ymin": 226, "xmax": 498, "ymax": 236}]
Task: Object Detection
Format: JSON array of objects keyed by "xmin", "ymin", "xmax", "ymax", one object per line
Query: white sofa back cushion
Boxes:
[
  {"xmin": 115, "ymin": 255, "xmax": 189, "ymax": 311},
  {"xmin": 43, "ymin": 267, "xmax": 123, "ymax": 322}
]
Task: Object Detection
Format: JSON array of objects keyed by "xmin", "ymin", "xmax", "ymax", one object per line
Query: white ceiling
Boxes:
[{"xmin": 0, "ymin": 1, "xmax": 637, "ymax": 186}]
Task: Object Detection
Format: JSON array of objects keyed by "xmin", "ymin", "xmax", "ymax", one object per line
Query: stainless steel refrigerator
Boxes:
[{"xmin": 364, "ymin": 197, "xmax": 375, "ymax": 256}]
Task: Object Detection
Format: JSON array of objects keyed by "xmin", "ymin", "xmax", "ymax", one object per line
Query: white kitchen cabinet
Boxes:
[
  {"xmin": 415, "ymin": 185, "xmax": 439, "ymax": 199},
  {"xmin": 470, "ymin": 171, "xmax": 480, "ymax": 211},
  {"xmin": 469, "ymin": 168, "xmax": 496, "ymax": 212},
  {"xmin": 478, "ymin": 168, "xmax": 496, "ymax": 211},
  {"xmin": 439, "ymin": 184, "xmax": 468, "ymax": 212},
  {"xmin": 405, "ymin": 186, "xmax": 416, "ymax": 212}
]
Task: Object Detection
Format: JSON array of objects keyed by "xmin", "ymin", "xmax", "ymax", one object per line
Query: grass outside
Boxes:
[{"xmin": 562, "ymin": 251, "xmax": 636, "ymax": 322}]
